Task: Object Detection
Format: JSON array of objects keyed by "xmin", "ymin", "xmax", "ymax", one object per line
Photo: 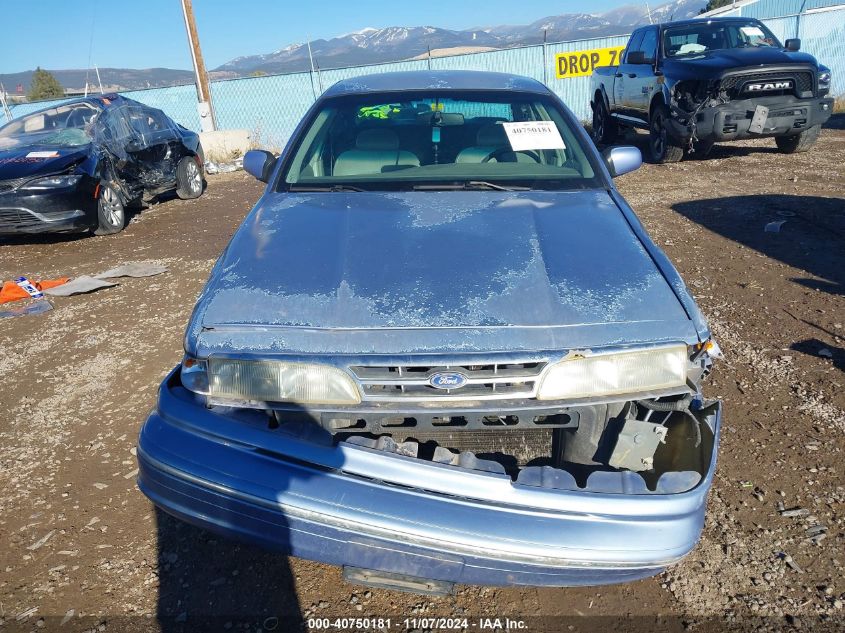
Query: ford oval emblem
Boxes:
[{"xmin": 429, "ymin": 371, "xmax": 468, "ymax": 390}]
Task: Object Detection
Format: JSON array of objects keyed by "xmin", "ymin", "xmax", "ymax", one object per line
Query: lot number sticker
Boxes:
[
  {"xmin": 555, "ymin": 46, "xmax": 626, "ymax": 79},
  {"xmin": 502, "ymin": 121, "xmax": 565, "ymax": 151}
]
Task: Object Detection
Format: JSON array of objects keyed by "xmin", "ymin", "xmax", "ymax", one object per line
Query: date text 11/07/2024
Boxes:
[{"xmin": 307, "ymin": 618, "xmax": 528, "ymax": 630}]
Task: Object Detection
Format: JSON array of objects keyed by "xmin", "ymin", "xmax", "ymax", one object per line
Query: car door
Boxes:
[
  {"xmin": 615, "ymin": 30, "xmax": 645, "ymax": 117},
  {"xmin": 626, "ymin": 27, "xmax": 659, "ymax": 116},
  {"xmin": 122, "ymin": 106, "xmax": 181, "ymax": 188}
]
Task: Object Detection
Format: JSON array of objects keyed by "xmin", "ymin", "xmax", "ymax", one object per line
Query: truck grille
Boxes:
[
  {"xmin": 349, "ymin": 360, "xmax": 548, "ymax": 401},
  {"xmin": 720, "ymin": 70, "xmax": 814, "ymax": 98}
]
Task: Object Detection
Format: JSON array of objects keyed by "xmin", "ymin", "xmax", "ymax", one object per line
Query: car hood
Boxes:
[
  {"xmin": 189, "ymin": 190, "xmax": 701, "ymax": 355},
  {"xmin": 663, "ymin": 48, "xmax": 818, "ymax": 81},
  {"xmin": 0, "ymin": 144, "xmax": 91, "ymax": 180}
]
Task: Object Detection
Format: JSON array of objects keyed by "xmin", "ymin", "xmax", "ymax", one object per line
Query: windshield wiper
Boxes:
[
  {"xmin": 412, "ymin": 181, "xmax": 530, "ymax": 192},
  {"xmin": 288, "ymin": 184, "xmax": 367, "ymax": 192}
]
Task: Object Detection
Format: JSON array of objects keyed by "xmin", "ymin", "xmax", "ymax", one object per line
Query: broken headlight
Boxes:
[
  {"xmin": 537, "ymin": 345, "xmax": 688, "ymax": 400},
  {"xmin": 21, "ymin": 174, "xmax": 82, "ymax": 190},
  {"xmin": 181, "ymin": 356, "xmax": 361, "ymax": 405}
]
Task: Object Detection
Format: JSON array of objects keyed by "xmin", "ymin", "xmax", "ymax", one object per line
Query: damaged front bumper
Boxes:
[
  {"xmin": 0, "ymin": 188, "xmax": 97, "ymax": 234},
  {"xmin": 670, "ymin": 95, "xmax": 834, "ymax": 142},
  {"xmin": 138, "ymin": 368, "xmax": 723, "ymax": 587}
]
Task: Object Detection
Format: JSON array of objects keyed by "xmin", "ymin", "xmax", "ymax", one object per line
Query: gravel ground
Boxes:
[{"xmin": 0, "ymin": 120, "xmax": 843, "ymax": 632}]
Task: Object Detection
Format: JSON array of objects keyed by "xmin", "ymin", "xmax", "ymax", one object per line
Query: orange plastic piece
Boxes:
[{"xmin": 0, "ymin": 278, "xmax": 70, "ymax": 304}]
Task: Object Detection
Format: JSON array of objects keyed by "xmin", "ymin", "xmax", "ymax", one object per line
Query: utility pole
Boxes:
[
  {"xmin": 0, "ymin": 83, "xmax": 13, "ymax": 124},
  {"xmin": 180, "ymin": 0, "xmax": 217, "ymax": 131}
]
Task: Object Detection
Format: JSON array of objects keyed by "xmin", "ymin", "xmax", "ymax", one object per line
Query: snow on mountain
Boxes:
[{"xmin": 215, "ymin": 0, "xmax": 706, "ymax": 74}]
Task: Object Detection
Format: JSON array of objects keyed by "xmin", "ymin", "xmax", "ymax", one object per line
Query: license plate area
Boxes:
[{"xmin": 748, "ymin": 105, "xmax": 770, "ymax": 134}]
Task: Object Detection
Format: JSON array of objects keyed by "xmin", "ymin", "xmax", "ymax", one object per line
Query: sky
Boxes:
[{"xmin": 0, "ymin": 0, "xmax": 649, "ymax": 73}]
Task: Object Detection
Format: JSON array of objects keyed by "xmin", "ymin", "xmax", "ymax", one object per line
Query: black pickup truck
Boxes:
[{"xmin": 590, "ymin": 17, "xmax": 833, "ymax": 162}]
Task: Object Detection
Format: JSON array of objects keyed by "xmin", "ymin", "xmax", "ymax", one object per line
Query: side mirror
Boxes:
[
  {"xmin": 243, "ymin": 149, "xmax": 276, "ymax": 183},
  {"xmin": 785, "ymin": 38, "xmax": 801, "ymax": 52},
  {"xmin": 627, "ymin": 51, "xmax": 653, "ymax": 65},
  {"xmin": 602, "ymin": 146, "xmax": 642, "ymax": 178}
]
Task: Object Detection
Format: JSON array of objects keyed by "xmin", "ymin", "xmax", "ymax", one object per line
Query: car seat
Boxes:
[
  {"xmin": 333, "ymin": 129, "xmax": 420, "ymax": 176},
  {"xmin": 454, "ymin": 123, "xmax": 537, "ymax": 164}
]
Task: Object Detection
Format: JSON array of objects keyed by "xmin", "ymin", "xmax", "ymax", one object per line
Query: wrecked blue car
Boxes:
[{"xmin": 138, "ymin": 70, "xmax": 722, "ymax": 590}]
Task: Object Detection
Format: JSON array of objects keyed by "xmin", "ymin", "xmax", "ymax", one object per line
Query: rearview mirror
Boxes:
[
  {"xmin": 785, "ymin": 38, "xmax": 801, "ymax": 52},
  {"xmin": 244, "ymin": 149, "xmax": 276, "ymax": 183},
  {"xmin": 416, "ymin": 111, "xmax": 465, "ymax": 126},
  {"xmin": 602, "ymin": 146, "xmax": 642, "ymax": 178}
]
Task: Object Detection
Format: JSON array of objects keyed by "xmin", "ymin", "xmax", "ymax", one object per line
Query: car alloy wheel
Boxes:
[
  {"xmin": 95, "ymin": 184, "xmax": 126, "ymax": 235},
  {"xmin": 186, "ymin": 159, "xmax": 202, "ymax": 195}
]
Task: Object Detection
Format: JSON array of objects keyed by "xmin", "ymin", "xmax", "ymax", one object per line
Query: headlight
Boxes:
[
  {"xmin": 182, "ymin": 357, "xmax": 361, "ymax": 405},
  {"xmin": 537, "ymin": 345, "xmax": 688, "ymax": 400},
  {"xmin": 21, "ymin": 174, "xmax": 83, "ymax": 190},
  {"xmin": 818, "ymin": 70, "xmax": 831, "ymax": 92}
]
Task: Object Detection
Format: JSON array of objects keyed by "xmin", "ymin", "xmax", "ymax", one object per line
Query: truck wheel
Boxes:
[
  {"xmin": 775, "ymin": 125, "xmax": 820, "ymax": 154},
  {"xmin": 591, "ymin": 98, "xmax": 617, "ymax": 145},
  {"xmin": 94, "ymin": 183, "xmax": 126, "ymax": 235},
  {"xmin": 649, "ymin": 104, "xmax": 684, "ymax": 164},
  {"xmin": 176, "ymin": 156, "xmax": 204, "ymax": 199}
]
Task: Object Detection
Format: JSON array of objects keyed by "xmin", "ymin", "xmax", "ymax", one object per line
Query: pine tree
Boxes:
[
  {"xmin": 27, "ymin": 67, "xmax": 65, "ymax": 101},
  {"xmin": 701, "ymin": 0, "xmax": 735, "ymax": 13}
]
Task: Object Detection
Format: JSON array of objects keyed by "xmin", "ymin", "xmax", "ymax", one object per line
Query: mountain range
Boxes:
[
  {"xmin": 1, "ymin": 0, "xmax": 705, "ymax": 93},
  {"xmin": 215, "ymin": 0, "xmax": 705, "ymax": 75}
]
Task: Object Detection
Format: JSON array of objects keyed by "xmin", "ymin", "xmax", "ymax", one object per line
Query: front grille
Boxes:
[
  {"xmin": 720, "ymin": 70, "xmax": 814, "ymax": 98},
  {"xmin": 0, "ymin": 208, "xmax": 21, "ymax": 222},
  {"xmin": 349, "ymin": 360, "xmax": 548, "ymax": 401}
]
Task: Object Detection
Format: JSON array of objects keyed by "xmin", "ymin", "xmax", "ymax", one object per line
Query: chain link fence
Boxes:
[{"xmin": 4, "ymin": 3, "xmax": 844, "ymax": 146}]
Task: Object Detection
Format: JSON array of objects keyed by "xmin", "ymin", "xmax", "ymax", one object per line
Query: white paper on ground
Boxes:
[{"xmin": 502, "ymin": 121, "xmax": 566, "ymax": 152}]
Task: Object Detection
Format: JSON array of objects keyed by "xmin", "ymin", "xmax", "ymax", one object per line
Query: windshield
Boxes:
[
  {"xmin": 0, "ymin": 102, "xmax": 98, "ymax": 150},
  {"xmin": 279, "ymin": 90, "xmax": 601, "ymax": 191},
  {"xmin": 663, "ymin": 20, "xmax": 782, "ymax": 57}
]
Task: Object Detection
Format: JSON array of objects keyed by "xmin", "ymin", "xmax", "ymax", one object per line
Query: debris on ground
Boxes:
[
  {"xmin": 0, "ymin": 276, "xmax": 69, "ymax": 304},
  {"xmin": 205, "ymin": 156, "xmax": 243, "ymax": 175},
  {"xmin": 95, "ymin": 262, "xmax": 169, "ymax": 279},
  {"xmin": 0, "ymin": 299, "xmax": 53, "ymax": 319},
  {"xmin": 44, "ymin": 276, "xmax": 117, "ymax": 297}
]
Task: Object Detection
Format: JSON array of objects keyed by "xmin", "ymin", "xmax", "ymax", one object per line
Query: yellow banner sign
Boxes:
[{"xmin": 555, "ymin": 46, "xmax": 626, "ymax": 79}]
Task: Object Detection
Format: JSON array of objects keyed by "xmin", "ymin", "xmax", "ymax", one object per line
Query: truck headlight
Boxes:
[
  {"xmin": 181, "ymin": 357, "xmax": 361, "ymax": 405},
  {"xmin": 818, "ymin": 70, "xmax": 831, "ymax": 94},
  {"xmin": 21, "ymin": 174, "xmax": 82, "ymax": 190},
  {"xmin": 537, "ymin": 345, "xmax": 688, "ymax": 400}
]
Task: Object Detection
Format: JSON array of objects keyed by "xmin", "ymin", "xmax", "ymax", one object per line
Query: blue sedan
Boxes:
[{"xmin": 137, "ymin": 70, "xmax": 722, "ymax": 591}]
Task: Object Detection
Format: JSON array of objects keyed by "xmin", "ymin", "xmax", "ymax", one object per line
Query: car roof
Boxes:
[
  {"xmin": 17, "ymin": 93, "xmax": 140, "ymax": 118},
  {"xmin": 323, "ymin": 70, "xmax": 550, "ymax": 98}
]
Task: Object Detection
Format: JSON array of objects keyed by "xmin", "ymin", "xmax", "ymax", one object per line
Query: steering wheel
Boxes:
[{"xmin": 480, "ymin": 147, "xmax": 541, "ymax": 164}]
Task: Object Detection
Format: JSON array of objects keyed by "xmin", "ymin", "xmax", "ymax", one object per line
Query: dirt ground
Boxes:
[{"xmin": 1, "ymin": 120, "xmax": 843, "ymax": 633}]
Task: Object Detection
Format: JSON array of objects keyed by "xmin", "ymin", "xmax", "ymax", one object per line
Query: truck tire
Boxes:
[
  {"xmin": 775, "ymin": 125, "xmax": 820, "ymax": 154},
  {"xmin": 649, "ymin": 104, "xmax": 684, "ymax": 164},
  {"xmin": 176, "ymin": 156, "xmax": 204, "ymax": 200},
  {"xmin": 591, "ymin": 97, "xmax": 617, "ymax": 145}
]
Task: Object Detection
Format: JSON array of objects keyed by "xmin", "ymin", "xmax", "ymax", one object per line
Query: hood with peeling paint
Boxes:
[{"xmin": 188, "ymin": 190, "xmax": 701, "ymax": 355}]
